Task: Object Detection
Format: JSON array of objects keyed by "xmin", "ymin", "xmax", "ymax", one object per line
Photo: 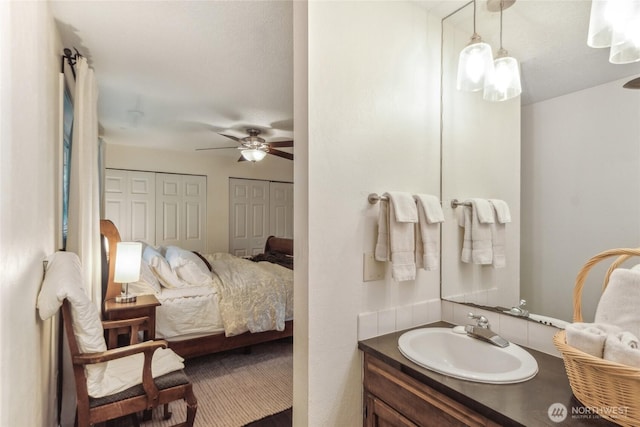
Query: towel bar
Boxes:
[
  {"xmin": 450, "ymin": 199, "xmax": 472, "ymax": 209},
  {"xmin": 367, "ymin": 193, "xmax": 387, "ymax": 204},
  {"xmin": 368, "ymin": 193, "xmax": 469, "ymax": 209}
]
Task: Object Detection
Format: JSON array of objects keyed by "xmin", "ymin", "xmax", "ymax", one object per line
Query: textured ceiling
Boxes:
[
  {"xmin": 51, "ymin": 1, "xmax": 640, "ymax": 152},
  {"xmin": 51, "ymin": 0, "xmax": 294, "ymax": 153},
  {"xmin": 422, "ymin": 0, "xmax": 640, "ymax": 105}
]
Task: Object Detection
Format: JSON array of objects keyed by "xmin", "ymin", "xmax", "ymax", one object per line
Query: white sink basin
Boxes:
[{"xmin": 398, "ymin": 327, "xmax": 538, "ymax": 384}]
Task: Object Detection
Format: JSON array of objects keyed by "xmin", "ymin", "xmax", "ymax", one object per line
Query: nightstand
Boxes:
[{"xmin": 104, "ymin": 294, "xmax": 161, "ymax": 348}]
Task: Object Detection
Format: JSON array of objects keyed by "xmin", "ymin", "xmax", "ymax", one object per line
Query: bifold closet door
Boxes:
[
  {"xmin": 156, "ymin": 173, "xmax": 207, "ymax": 252},
  {"xmin": 103, "ymin": 169, "xmax": 156, "ymax": 244},
  {"xmin": 229, "ymin": 178, "xmax": 270, "ymax": 257}
]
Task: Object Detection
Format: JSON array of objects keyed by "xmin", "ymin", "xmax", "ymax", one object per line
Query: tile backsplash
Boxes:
[
  {"xmin": 358, "ymin": 299, "xmax": 562, "ymax": 358},
  {"xmin": 440, "ymin": 300, "xmax": 562, "ymax": 357},
  {"xmin": 357, "ymin": 299, "xmax": 441, "ymax": 341}
]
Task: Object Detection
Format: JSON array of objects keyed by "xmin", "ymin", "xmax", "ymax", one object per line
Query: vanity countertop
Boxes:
[{"xmin": 358, "ymin": 322, "xmax": 617, "ymax": 426}]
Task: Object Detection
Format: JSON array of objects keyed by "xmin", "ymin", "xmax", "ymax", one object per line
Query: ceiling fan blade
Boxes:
[
  {"xmin": 195, "ymin": 146, "xmax": 238, "ymax": 151},
  {"xmin": 267, "ymin": 148, "xmax": 294, "ymax": 160},
  {"xmin": 237, "ymin": 155, "xmax": 247, "ymax": 162},
  {"xmin": 219, "ymin": 133, "xmax": 242, "ymax": 143},
  {"xmin": 268, "ymin": 140, "xmax": 294, "ymax": 148},
  {"xmin": 623, "ymin": 77, "xmax": 640, "ymax": 89}
]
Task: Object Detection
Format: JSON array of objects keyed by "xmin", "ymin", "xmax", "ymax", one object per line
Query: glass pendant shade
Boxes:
[
  {"xmin": 587, "ymin": 0, "xmax": 616, "ymax": 47},
  {"xmin": 609, "ymin": 5, "xmax": 640, "ymax": 64},
  {"xmin": 587, "ymin": 0, "xmax": 640, "ymax": 64},
  {"xmin": 456, "ymin": 35, "xmax": 495, "ymax": 92},
  {"xmin": 241, "ymin": 148, "xmax": 267, "ymax": 162},
  {"xmin": 483, "ymin": 52, "xmax": 522, "ymax": 102}
]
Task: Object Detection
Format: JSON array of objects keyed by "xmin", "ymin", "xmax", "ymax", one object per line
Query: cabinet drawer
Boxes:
[{"xmin": 364, "ymin": 354, "xmax": 499, "ymax": 427}]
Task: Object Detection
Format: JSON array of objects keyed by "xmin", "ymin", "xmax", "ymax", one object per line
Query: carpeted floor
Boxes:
[{"xmin": 142, "ymin": 339, "xmax": 293, "ymax": 427}]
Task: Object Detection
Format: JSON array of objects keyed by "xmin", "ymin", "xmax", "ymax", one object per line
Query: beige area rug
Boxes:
[{"xmin": 143, "ymin": 339, "xmax": 293, "ymax": 427}]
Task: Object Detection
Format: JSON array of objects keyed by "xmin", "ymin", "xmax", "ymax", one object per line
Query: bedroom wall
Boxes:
[
  {"xmin": 104, "ymin": 143, "xmax": 293, "ymax": 253},
  {"xmin": 296, "ymin": 2, "xmax": 441, "ymax": 425},
  {"xmin": 0, "ymin": 1, "xmax": 61, "ymax": 425}
]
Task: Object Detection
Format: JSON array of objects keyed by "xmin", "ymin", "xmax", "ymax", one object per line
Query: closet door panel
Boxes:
[
  {"xmin": 181, "ymin": 175, "xmax": 206, "ymax": 251},
  {"xmin": 128, "ymin": 171, "xmax": 155, "ymax": 244},
  {"xmin": 269, "ymin": 182, "xmax": 293, "ymax": 239}
]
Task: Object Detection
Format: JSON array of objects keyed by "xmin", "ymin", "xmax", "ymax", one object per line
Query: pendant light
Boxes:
[
  {"xmin": 456, "ymin": 0, "xmax": 495, "ymax": 92},
  {"xmin": 483, "ymin": 1, "xmax": 521, "ymax": 101},
  {"xmin": 587, "ymin": 0, "xmax": 640, "ymax": 64}
]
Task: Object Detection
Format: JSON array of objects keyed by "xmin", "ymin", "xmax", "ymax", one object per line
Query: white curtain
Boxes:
[{"xmin": 66, "ymin": 56, "xmax": 101, "ymax": 305}]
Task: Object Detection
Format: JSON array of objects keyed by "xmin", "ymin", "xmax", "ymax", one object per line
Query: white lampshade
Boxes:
[
  {"xmin": 587, "ymin": 0, "xmax": 640, "ymax": 64},
  {"xmin": 241, "ymin": 148, "xmax": 267, "ymax": 162},
  {"xmin": 609, "ymin": 4, "xmax": 640, "ymax": 64},
  {"xmin": 457, "ymin": 36, "xmax": 495, "ymax": 92},
  {"xmin": 587, "ymin": 0, "xmax": 616, "ymax": 48},
  {"xmin": 114, "ymin": 242, "xmax": 142, "ymax": 283},
  {"xmin": 483, "ymin": 53, "xmax": 522, "ymax": 102}
]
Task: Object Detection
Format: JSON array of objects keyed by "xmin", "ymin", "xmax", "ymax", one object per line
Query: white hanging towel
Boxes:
[
  {"xmin": 375, "ymin": 192, "xmax": 418, "ymax": 281},
  {"xmin": 458, "ymin": 198, "xmax": 494, "ymax": 264},
  {"xmin": 489, "ymin": 199, "xmax": 511, "ymax": 268},
  {"xmin": 375, "ymin": 198, "xmax": 390, "ymax": 262},
  {"xmin": 413, "ymin": 194, "xmax": 444, "ymax": 271}
]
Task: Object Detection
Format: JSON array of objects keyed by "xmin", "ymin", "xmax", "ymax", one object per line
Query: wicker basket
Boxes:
[{"xmin": 553, "ymin": 248, "xmax": 640, "ymax": 426}]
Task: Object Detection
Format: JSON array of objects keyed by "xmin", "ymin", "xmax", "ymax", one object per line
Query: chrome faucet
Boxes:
[
  {"xmin": 507, "ymin": 299, "xmax": 529, "ymax": 318},
  {"xmin": 465, "ymin": 313, "xmax": 509, "ymax": 348}
]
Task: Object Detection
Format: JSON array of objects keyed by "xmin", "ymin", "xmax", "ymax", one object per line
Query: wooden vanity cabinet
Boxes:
[{"xmin": 363, "ymin": 354, "xmax": 500, "ymax": 427}]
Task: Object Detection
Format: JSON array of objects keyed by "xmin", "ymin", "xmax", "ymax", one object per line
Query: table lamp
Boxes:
[{"xmin": 114, "ymin": 242, "xmax": 142, "ymax": 303}]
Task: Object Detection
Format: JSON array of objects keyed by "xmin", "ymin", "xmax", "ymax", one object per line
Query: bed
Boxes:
[{"xmin": 100, "ymin": 219, "xmax": 293, "ymax": 359}]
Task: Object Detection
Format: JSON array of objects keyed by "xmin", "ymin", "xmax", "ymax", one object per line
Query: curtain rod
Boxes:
[{"xmin": 61, "ymin": 47, "xmax": 81, "ymax": 80}]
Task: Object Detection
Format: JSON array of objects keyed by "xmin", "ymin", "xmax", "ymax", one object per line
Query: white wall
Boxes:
[
  {"xmin": 298, "ymin": 2, "xmax": 441, "ymax": 425},
  {"xmin": 104, "ymin": 143, "xmax": 293, "ymax": 253},
  {"xmin": 521, "ymin": 77, "xmax": 640, "ymax": 322},
  {"xmin": 0, "ymin": 1, "xmax": 61, "ymax": 425}
]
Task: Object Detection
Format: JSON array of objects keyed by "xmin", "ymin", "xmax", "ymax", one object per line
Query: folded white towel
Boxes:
[
  {"xmin": 565, "ymin": 322, "xmax": 622, "ymax": 358},
  {"xmin": 604, "ymin": 331, "xmax": 640, "ymax": 368},
  {"xmin": 459, "ymin": 206, "xmax": 472, "ymax": 263},
  {"xmin": 488, "ymin": 199, "xmax": 510, "ymax": 268},
  {"xmin": 470, "ymin": 198, "xmax": 495, "ymax": 224},
  {"xmin": 386, "ymin": 191, "xmax": 418, "ymax": 223},
  {"xmin": 413, "ymin": 194, "xmax": 444, "ymax": 271},
  {"xmin": 376, "ymin": 192, "xmax": 417, "ymax": 281},
  {"xmin": 458, "ymin": 199, "xmax": 494, "ymax": 264},
  {"xmin": 595, "ymin": 268, "xmax": 640, "ymax": 338},
  {"xmin": 489, "ymin": 199, "xmax": 511, "ymax": 223},
  {"xmin": 375, "ymin": 199, "xmax": 390, "ymax": 262}
]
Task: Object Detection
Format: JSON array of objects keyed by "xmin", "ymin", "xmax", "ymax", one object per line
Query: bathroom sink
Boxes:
[{"xmin": 398, "ymin": 327, "xmax": 538, "ymax": 384}]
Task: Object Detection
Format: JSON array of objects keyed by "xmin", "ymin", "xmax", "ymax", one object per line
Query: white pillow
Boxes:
[
  {"xmin": 37, "ymin": 252, "xmax": 108, "ymax": 393},
  {"xmin": 142, "ymin": 246, "xmax": 189, "ymax": 289},
  {"xmin": 165, "ymin": 246, "xmax": 213, "ymax": 286},
  {"xmin": 136, "ymin": 260, "xmax": 162, "ymax": 293}
]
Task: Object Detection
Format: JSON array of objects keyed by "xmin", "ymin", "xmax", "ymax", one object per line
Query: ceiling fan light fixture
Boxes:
[{"xmin": 241, "ymin": 148, "xmax": 267, "ymax": 162}]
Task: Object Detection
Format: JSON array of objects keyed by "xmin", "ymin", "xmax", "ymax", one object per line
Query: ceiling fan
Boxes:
[{"xmin": 196, "ymin": 128, "xmax": 294, "ymax": 162}]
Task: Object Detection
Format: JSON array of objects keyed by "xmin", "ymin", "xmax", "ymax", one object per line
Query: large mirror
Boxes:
[{"xmin": 441, "ymin": 0, "xmax": 640, "ymax": 323}]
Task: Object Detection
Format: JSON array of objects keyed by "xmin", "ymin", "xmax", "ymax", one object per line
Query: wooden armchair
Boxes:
[{"xmin": 62, "ymin": 299, "xmax": 197, "ymax": 427}]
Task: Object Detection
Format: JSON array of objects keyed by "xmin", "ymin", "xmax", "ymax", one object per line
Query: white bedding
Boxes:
[{"xmin": 128, "ymin": 251, "xmax": 293, "ymax": 339}]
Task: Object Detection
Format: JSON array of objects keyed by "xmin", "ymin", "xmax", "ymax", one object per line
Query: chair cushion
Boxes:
[
  {"xmin": 89, "ymin": 369, "xmax": 190, "ymax": 408},
  {"xmin": 87, "ymin": 347, "xmax": 185, "ymax": 398}
]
